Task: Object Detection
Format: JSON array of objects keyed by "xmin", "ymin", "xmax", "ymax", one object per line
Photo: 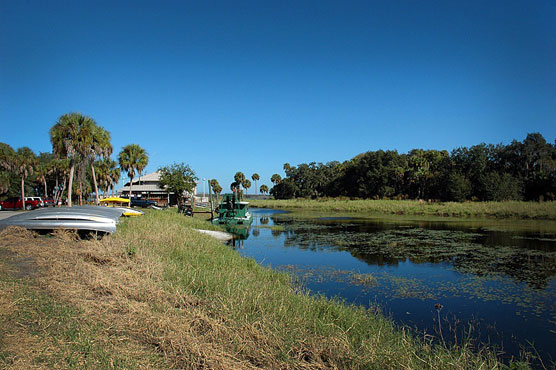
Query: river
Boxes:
[{"xmin": 227, "ymin": 208, "xmax": 556, "ymax": 365}]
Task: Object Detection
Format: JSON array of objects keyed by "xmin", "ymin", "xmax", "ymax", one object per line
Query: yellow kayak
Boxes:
[{"xmin": 99, "ymin": 197, "xmax": 142, "ymax": 216}]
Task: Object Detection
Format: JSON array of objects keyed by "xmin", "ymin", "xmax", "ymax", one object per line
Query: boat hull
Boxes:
[
  {"xmin": 0, "ymin": 206, "xmax": 124, "ymax": 233},
  {"xmin": 212, "ymin": 212, "xmax": 253, "ymax": 225}
]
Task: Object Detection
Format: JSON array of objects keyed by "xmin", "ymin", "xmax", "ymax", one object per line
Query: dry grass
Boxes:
[
  {"xmin": 0, "ymin": 211, "xmax": 520, "ymax": 369},
  {"xmin": 0, "ymin": 227, "xmax": 260, "ymax": 369}
]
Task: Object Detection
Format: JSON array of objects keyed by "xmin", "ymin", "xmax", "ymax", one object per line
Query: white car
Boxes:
[{"xmin": 25, "ymin": 197, "xmax": 44, "ymax": 207}]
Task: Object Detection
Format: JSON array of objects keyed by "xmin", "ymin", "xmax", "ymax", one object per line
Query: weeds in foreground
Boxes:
[{"xmin": 0, "ymin": 211, "xmax": 523, "ymax": 369}]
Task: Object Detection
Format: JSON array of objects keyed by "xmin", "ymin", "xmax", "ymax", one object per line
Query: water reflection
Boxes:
[
  {"xmin": 230, "ymin": 209, "xmax": 556, "ymax": 365},
  {"xmin": 271, "ymin": 215, "xmax": 556, "ymax": 289}
]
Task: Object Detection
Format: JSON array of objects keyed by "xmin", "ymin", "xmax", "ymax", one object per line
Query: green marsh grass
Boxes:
[
  {"xmin": 249, "ymin": 198, "xmax": 556, "ymax": 220},
  {"xmin": 112, "ymin": 209, "xmax": 510, "ymax": 368},
  {"xmin": 0, "ymin": 210, "xmax": 523, "ymax": 369}
]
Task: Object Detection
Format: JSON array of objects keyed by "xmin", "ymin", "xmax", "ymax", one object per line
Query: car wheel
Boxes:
[{"xmin": 25, "ymin": 204, "xmax": 33, "ymax": 210}]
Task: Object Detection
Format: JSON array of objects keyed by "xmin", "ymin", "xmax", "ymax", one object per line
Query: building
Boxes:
[{"xmin": 118, "ymin": 171, "xmax": 196, "ymax": 206}]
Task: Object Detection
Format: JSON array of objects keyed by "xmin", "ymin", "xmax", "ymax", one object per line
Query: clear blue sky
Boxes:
[{"xmin": 1, "ymin": 0, "xmax": 555, "ymax": 192}]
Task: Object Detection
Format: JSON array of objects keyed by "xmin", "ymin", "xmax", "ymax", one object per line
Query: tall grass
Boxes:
[
  {"xmin": 112, "ymin": 210, "xmax": 509, "ymax": 368},
  {"xmin": 249, "ymin": 198, "xmax": 556, "ymax": 220},
  {"xmin": 0, "ymin": 211, "xmax": 526, "ymax": 368}
]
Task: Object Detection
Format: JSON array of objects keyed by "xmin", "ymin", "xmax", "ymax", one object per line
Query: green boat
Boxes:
[{"xmin": 212, "ymin": 192, "xmax": 253, "ymax": 226}]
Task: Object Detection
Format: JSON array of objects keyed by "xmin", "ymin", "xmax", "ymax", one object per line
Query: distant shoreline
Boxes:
[{"xmin": 248, "ymin": 199, "xmax": 556, "ymax": 221}]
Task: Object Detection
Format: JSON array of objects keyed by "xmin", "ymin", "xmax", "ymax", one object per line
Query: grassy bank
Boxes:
[
  {"xmin": 0, "ymin": 210, "xmax": 522, "ymax": 369},
  {"xmin": 249, "ymin": 198, "xmax": 556, "ymax": 220}
]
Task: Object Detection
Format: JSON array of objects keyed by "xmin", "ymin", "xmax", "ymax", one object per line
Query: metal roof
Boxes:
[
  {"xmin": 120, "ymin": 170, "xmax": 197, "ymax": 195},
  {"xmin": 123, "ymin": 171, "xmax": 161, "ymax": 186},
  {"xmin": 120, "ymin": 184, "xmax": 167, "ymax": 192}
]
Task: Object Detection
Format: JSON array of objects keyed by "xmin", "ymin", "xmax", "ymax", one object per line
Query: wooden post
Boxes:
[
  {"xmin": 208, "ymin": 178, "xmax": 214, "ymax": 221},
  {"xmin": 190, "ymin": 190, "xmax": 195, "ymax": 216}
]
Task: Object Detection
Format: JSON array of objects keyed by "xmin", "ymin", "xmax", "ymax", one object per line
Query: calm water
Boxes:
[{"xmin": 229, "ymin": 208, "xmax": 556, "ymax": 365}]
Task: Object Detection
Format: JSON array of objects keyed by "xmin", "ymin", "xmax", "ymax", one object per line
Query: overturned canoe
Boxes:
[{"xmin": 0, "ymin": 206, "xmax": 127, "ymax": 234}]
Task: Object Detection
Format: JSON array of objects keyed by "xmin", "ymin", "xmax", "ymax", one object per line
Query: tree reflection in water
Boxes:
[{"xmin": 271, "ymin": 215, "xmax": 556, "ymax": 289}]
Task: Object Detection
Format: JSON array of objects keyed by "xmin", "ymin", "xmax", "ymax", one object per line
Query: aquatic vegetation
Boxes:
[
  {"xmin": 277, "ymin": 264, "xmax": 556, "ymax": 324},
  {"xmin": 350, "ymin": 273, "xmax": 376, "ymax": 287},
  {"xmin": 271, "ymin": 214, "xmax": 556, "ymax": 289},
  {"xmin": 253, "ymin": 224, "xmax": 286, "ymax": 232},
  {"xmin": 242, "ymin": 209, "xmax": 556, "ymax": 364}
]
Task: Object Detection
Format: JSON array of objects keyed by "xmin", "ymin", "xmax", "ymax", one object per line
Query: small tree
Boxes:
[
  {"xmin": 234, "ymin": 172, "xmax": 246, "ymax": 190},
  {"xmin": 118, "ymin": 144, "xmax": 148, "ymax": 199},
  {"xmin": 158, "ymin": 162, "xmax": 198, "ymax": 205},
  {"xmin": 0, "ymin": 171, "xmax": 9, "ymax": 195},
  {"xmin": 87, "ymin": 125, "xmax": 112, "ymax": 204},
  {"xmin": 13, "ymin": 147, "xmax": 37, "ymax": 209},
  {"xmin": 242, "ymin": 179, "xmax": 251, "ymax": 195},
  {"xmin": 271, "ymin": 174, "xmax": 282, "ymax": 185},
  {"xmin": 446, "ymin": 172, "xmax": 471, "ymax": 202},
  {"xmin": 251, "ymin": 173, "xmax": 260, "ymax": 194},
  {"xmin": 35, "ymin": 152, "xmax": 54, "ymax": 198},
  {"xmin": 94, "ymin": 157, "xmax": 118, "ymax": 196},
  {"xmin": 109, "ymin": 165, "xmax": 121, "ymax": 196},
  {"xmin": 50, "ymin": 112, "xmax": 98, "ymax": 207},
  {"xmin": 210, "ymin": 179, "xmax": 222, "ymax": 204},
  {"xmin": 0, "ymin": 143, "xmax": 16, "ymax": 196},
  {"xmin": 270, "ymin": 179, "xmax": 297, "ymax": 200},
  {"xmin": 260, "ymin": 184, "xmax": 269, "ymax": 194}
]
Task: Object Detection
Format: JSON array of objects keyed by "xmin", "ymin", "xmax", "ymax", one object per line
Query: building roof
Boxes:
[
  {"xmin": 124, "ymin": 171, "xmax": 199, "ymax": 185},
  {"xmin": 124, "ymin": 171, "xmax": 161, "ymax": 186},
  {"xmin": 120, "ymin": 184, "xmax": 167, "ymax": 193},
  {"xmin": 120, "ymin": 170, "xmax": 197, "ymax": 196}
]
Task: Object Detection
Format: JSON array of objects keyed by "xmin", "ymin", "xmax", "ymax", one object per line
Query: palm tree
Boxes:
[
  {"xmin": 109, "ymin": 164, "xmax": 121, "ymax": 196},
  {"xmin": 0, "ymin": 143, "xmax": 15, "ymax": 166},
  {"xmin": 0, "ymin": 143, "xmax": 16, "ymax": 195},
  {"xmin": 242, "ymin": 179, "xmax": 251, "ymax": 195},
  {"xmin": 234, "ymin": 172, "xmax": 246, "ymax": 190},
  {"xmin": 87, "ymin": 125, "xmax": 112, "ymax": 204},
  {"xmin": 251, "ymin": 173, "xmax": 260, "ymax": 195},
  {"xmin": 260, "ymin": 184, "xmax": 269, "ymax": 194},
  {"xmin": 0, "ymin": 171, "xmax": 9, "ymax": 195},
  {"xmin": 50, "ymin": 112, "xmax": 97, "ymax": 207},
  {"xmin": 51, "ymin": 158, "xmax": 70, "ymax": 206},
  {"xmin": 210, "ymin": 179, "xmax": 222, "ymax": 204},
  {"xmin": 34, "ymin": 152, "xmax": 54, "ymax": 198},
  {"xmin": 136, "ymin": 150, "xmax": 149, "ymax": 186},
  {"xmin": 118, "ymin": 144, "xmax": 148, "ymax": 199},
  {"xmin": 94, "ymin": 158, "xmax": 120, "ymax": 197},
  {"xmin": 271, "ymin": 174, "xmax": 282, "ymax": 185},
  {"xmin": 35, "ymin": 162, "xmax": 49, "ymax": 198},
  {"xmin": 94, "ymin": 158, "xmax": 110, "ymax": 196},
  {"xmin": 74, "ymin": 152, "xmax": 90, "ymax": 205},
  {"xmin": 13, "ymin": 147, "xmax": 36, "ymax": 210}
]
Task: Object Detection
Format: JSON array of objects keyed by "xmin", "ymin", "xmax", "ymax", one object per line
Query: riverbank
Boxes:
[
  {"xmin": 0, "ymin": 210, "xmax": 518, "ymax": 369},
  {"xmin": 248, "ymin": 199, "xmax": 556, "ymax": 220}
]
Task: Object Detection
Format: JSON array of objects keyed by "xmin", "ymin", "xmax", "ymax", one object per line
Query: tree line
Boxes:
[
  {"xmin": 207, "ymin": 172, "xmax": 268, "ymax": 197},
  {"xmin": 269, "ymin": 133, "xmax": 556, "ymax": 201},
  {"xmin": 0, "ymin": 112, "xmax": 152, "ymax": 208}
]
